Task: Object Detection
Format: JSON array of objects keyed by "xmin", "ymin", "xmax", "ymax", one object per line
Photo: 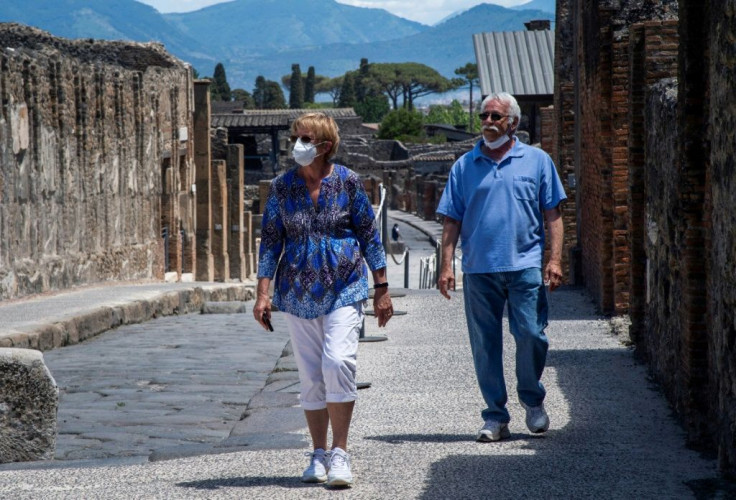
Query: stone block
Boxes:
[
  {"xmin": 201, "ymin": 301, "xmax": 248, "ymax": 314},
  {"xmin": 0, "ymin": 348, "xmax": 58, "ymax": 463}
]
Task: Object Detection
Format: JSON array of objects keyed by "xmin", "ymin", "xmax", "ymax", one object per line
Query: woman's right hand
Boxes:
[
  {"xmin": 253, "ymin": 292, "xmax": 271, "ymax": 331},
  {"xmin": 253, "ymin": 277, "xmax": 273, "ymax": 331}
]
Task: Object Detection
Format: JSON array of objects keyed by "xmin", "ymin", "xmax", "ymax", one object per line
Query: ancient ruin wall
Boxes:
[
  {"xmin": 576, "ymin": 1, "xmax": 616, "ymax": 312},
  {"xmin": 574, "ymin": 1, "xmax": 678, "ymax": 314},
  {"xmin": 707, "ymin": 0, "xmax": 736, "ymax": 472},
  {"xmin": 642, "ymin": 79, "xmax": 687, "ymax": 418},
  {"xmin": 0, "ymin": 24, "xmax": 193, "ymax": 299}
]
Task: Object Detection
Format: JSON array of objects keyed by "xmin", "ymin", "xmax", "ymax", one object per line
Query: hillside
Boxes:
[
  {"xmin": 0, "ymin": 0, "xmax": 555, "ymax": 92},
  {"xmin": 164, "ymin": 0, "xmax": 427, "ymax": 57},
  {"xmin": 0, "ymin": 0, "xmax": 210, "ymax": 65},
  {"xmin": 218, "ymin": 4, "xmax": 555, "ymax": 91}
]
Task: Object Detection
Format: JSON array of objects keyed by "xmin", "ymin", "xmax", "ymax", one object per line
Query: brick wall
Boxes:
[
  {"xmin": 552, "ymin": 0, "xmax": 579, "ymax": 285},
  {"xmin": 577, "ymin": 3, "xmax": 617, "ymax": 313}
]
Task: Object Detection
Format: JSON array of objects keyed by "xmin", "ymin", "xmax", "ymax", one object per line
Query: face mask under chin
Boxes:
[{"xmin": 483, "ymin": 133, "xmax": 510, "ymax": 150}]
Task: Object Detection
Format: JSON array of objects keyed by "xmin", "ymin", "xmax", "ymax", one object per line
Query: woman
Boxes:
[{"xmin": 253, "ymin": 112, "xmax": 393, "ymax": 488}]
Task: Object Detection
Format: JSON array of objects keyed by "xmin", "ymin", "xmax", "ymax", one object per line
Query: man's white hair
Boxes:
[{"xmin": 481, "ymin": 92, "xmax": 521, "ymax": 126}]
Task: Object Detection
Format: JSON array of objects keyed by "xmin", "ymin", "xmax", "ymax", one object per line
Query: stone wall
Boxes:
[
  {"xmin": 704, "ymin": 0, "xmax": 736, "ymax": 473},
  {"xmin": 0, "ymin": 24, "xmax": 196, "ymax": 299},
  {"xmin": 562, "ymin": 0, "xmax": 736, "ymax": 474},
  {"xmin": 642, "ymin": 78, "xmax": 690, "ymax": 426}
]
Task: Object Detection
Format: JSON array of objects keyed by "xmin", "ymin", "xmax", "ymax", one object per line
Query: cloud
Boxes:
[
  {"xmin": 335, "ymin": 1, "xmax": 525, "ymax": 25},
  {"xmin": 136, "ymin": 0, "xmax": 233, "ymax": 13},
  {"xmin": 137, "ymin": 0, "xmax": 528, "ymax": 23}
]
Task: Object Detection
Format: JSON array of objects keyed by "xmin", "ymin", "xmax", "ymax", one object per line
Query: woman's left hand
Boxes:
[{"xmin": 373, "ymin": 287, "xmax": 393, "ymax": 327}]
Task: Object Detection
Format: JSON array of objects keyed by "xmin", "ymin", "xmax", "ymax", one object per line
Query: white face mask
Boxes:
[
  {"xmin": 292, "ymin": 138, "xmax": 323, "ymax": 166},
  {"xmin": 483, "ymin": 133, "xmax": 510, "ymax": 150}
]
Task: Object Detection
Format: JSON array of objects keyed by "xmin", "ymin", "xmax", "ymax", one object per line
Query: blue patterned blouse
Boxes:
[{"xmin": 257, "ymin": 164, "xmax": 386, "ymax": 319}]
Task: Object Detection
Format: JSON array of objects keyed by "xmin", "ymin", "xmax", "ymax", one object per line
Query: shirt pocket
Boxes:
[{"xmin": 513, "ymin": 175, "xmax": 537, "ymax": 201}]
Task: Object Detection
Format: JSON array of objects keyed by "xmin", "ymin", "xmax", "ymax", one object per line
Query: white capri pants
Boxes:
[{"xmin": 284, "ymin": 303, "xmax": 363, "ymax": 410}]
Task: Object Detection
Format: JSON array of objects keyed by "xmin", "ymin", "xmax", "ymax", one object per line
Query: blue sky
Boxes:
[{"xmin": 136, "ymin": 0, "xmax": 532, "ymax": 25}]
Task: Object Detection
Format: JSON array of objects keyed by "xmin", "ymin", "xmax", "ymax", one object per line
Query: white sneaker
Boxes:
[
  {"xmin": 301, "ymin": 448, "xmax": 328, "ymax": 483},
  {"xmin": 326, "ymin": 447, "xmax": 353, "ymax": 487},
  {"xmin": 522, "ymin": 402, "xmax": 550, "ymax": 433},
  {"xmin": 476, "ymin": 420, "xmax": 511, "ymax": 442}
]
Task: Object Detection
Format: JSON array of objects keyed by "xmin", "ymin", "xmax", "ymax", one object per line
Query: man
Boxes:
[
  {"xmin": 436, "ymin": 92, "xmax": 566, "ymax": 442},
  {"xmin": 391, "ymin": 223, "xmax": 401, "ymax": 242}
]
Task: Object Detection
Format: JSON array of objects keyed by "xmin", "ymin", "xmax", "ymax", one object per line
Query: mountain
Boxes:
[
  {"xmin": 512, "ymin": 0, "xmax": 556, "ymax": 14},
  {"xmin": 0, "ymin": 0, "xmax": 210, "ymax": 65},
  {"xmin": 164, "ymin": 0, "xmax": 426, "ymax": 57},
  {"xmin": 0, "ymin": 0, "xmax": 555, "ymax": 94},
  {"xmin": 217, "ymin": 4, "xmax": 554, "ymax": 91}
]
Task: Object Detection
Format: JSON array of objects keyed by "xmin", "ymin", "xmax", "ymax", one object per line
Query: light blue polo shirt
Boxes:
[{"xmin": 436, "ymin": 138, "xmax": 566, "ymax": 274}]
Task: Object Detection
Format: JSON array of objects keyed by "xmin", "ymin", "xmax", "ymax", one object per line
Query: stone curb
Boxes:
[{"xmin": 0, "ymin": 284, "xmax": 255, "ymax": 352}]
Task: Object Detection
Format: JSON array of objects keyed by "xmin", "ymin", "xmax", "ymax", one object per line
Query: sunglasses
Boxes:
[
  {"xmin": 478, "ymin": 112, "xmax": 508, "ymax": 122},
  {"xmin": 290, "ymin": 135, "xmax": 319, "ymax": 143}
]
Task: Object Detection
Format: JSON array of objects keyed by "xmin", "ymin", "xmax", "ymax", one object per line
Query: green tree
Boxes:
[
  {"xmin": 232, "ymin": 88, "xmax": 255, "ymax": 109},
  {"xmin": 316, "ymin": 76, "xmax": 343, "ymax": 106},
  {"xmin": 377, "ymin": 108, "xmax": 425, "ymax": 141},
  {"xmin": 253, "ymin": 76, "xmax": 267, "ymax": 108},
  {"xmin": 264, "ymin": 80, "xmax": 287, "ymax": 109},
  {"xmin": 354, "ymin": 94, "xmax": 390, "ymax": 123},
  {"xmin": 338, "ymin": 72, "xmax": 357, "ymax": 108},
  {"xmin": 355, "ymin": 58, "xmax": 370, "ymax": 102},
  {"xmin": 425, "ymin": 100, "xmax": 476, "ymax": 127},
  {"xmin": 454, "ymin": 62, "xmax": 479, "ymax": 131},
  {"xmin": 289, "ymin": 64, "xmax": 304, "ymax": 109},
  {"xmin": 364, "ymin": 63, "xmax": 403, "ymax": 110},
  {"xmin": 211, "ymin": 62, "xmax": 231, "ymax": 101},
  {"xmin": 304, "ymin": 66, "xmax": 316, "ymax": 103},
  {"xmin": 361, "ymin": 62, "xmax": 458, "ymax": 111}
]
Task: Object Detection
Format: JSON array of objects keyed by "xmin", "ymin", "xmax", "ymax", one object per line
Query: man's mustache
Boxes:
[{"xmin": 482, "ymin": 125, "xmax": 500, "ymax": 133}]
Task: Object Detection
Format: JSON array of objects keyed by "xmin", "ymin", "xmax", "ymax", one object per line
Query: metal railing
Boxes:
[
  {"xmin": 418, "ymin": 241, "xmax": 459, "ymax": 290},
  {"xmin": 418, "ymin": 241, "xmax": 440, "ymax": 289},
  {"xmin": 374, "ymin": 184, "xmax": 410, "ymax": 288}
]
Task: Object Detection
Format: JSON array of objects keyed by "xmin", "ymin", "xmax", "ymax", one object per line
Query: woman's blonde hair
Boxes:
[{"xmin": 290, "ymin": 112, "xmax": 341, "ymax": 161}]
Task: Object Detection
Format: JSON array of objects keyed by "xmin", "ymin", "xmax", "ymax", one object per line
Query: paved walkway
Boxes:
[{"xmin": 0, "ymin": 212, "xmax": 726, "ymax": 498}]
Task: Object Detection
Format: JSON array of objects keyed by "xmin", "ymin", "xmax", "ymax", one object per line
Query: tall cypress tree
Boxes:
[
  {"xmin": 253, "ymin": 76, "xmax": 267, "ymax": 108},
  {"xmin": 212, "ymin": 62, "xmax": 231, "ymax": 101},
  {"xmin": 356, "ymin": 58, "xmax": 370, "ymax": 102},
  {"xmin": 265, "ymin": 81, "xmax": 287, "ymax": 109},
  {"xmin": 304, "ymin": 66, "xmax": 316, "ymax": 104},
  {"xmin": 338, "ymin": 72, "xmax": 356, "ymax": 108},
  {"xmin": 289, "ymin": 64, "xmax": 304, "ymax": 109}
]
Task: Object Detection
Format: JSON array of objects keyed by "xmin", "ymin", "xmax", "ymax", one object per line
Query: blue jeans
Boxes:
[{"xmin": 463, "ymin": 268, "xmax": 549, "ymax": 423}]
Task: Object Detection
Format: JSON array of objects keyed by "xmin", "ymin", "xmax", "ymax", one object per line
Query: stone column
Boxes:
[
  {"xmin": 244, "ymin": 211, "xmax": 255, "ymax": 278},
  {"xmin": 194, "ymin": 81, "xmax": 213, "ymax": 281},
  {"xmin": 211, "ymin": 160, "xmax": 229, "ymax": 281},
  {"xmin": 227, "ymin": 144, "xmax": 246, "ymax": 281}
]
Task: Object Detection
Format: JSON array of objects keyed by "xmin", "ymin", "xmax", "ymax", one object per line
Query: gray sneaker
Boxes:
[
  {"xmin": 476, "ymin": 420, "xmax": 511, "ymax": 442},
  {"xmin": 301, "ymin": 448, "xmax": 328, "ymax": 483},
  {"xmin": 326, "ymin": 447, "xmax": 353, "ymax": 487},
  {"xmin": 522, "ymin": 402, "xmax": 550, "ymax": 433}
]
